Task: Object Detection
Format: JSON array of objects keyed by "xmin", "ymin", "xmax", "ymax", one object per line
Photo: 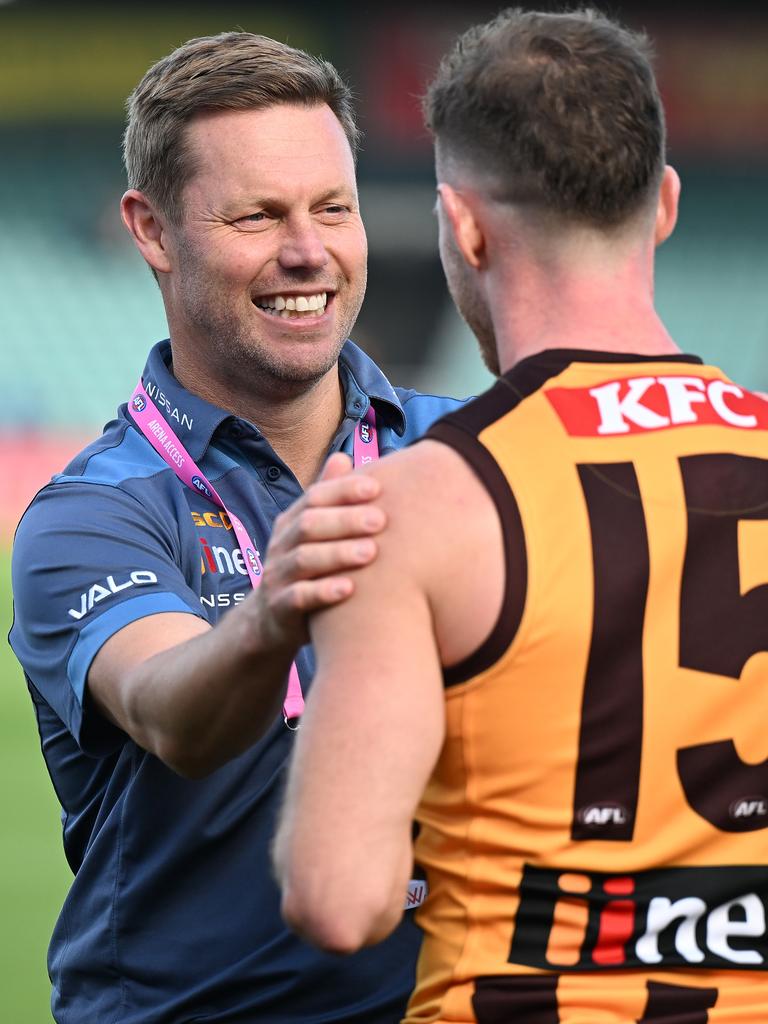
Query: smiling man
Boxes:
[
  {"xmin": 123, "ymin": 98, "xmax": 370, "ymax": 487},
  {"xmin": 9, "ymin": 32, "xmax": 464, "ymax": 1024}
]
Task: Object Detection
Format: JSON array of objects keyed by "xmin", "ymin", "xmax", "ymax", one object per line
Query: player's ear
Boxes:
[
  {"xmin": 121, "ymin": 189, "xmax": 173, "ymax": 274},
  {"xmin": 437, "ymin": 184, "xmax": 486, "ymax": 270},
  {"xmin": 654, "ymin": 165, "xmax": 680, "ymax": 247}
]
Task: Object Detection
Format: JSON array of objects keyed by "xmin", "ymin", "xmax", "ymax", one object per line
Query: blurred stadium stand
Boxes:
[{"xmin": 1, "ymin": 0, "xmax": 767, "ymax": 534}]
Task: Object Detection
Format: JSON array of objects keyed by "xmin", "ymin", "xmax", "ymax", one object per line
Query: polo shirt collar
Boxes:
[
  {"xmin": 338, "ymin": 340, "xmax": 406, "ymax": 436},
  {"xmin": 138, "ymin": 340, "xmax": 230, "ymax": 461},
  {"xmin": 137, "ymin": 338, "xmax": 407, "ymax": 461}
]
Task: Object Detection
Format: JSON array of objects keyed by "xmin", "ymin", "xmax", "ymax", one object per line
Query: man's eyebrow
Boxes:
[
  {"xmin": 223, "ymin": 187, "xmax": 358, "ymax": 215},
  {"xmin": 313, "ymin": 187, "xmax": 358, "ymax": 206}
]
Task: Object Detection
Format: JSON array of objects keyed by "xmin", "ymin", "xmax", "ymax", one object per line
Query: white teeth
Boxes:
[{"xmin": 257, "ymin": 292, "xmax": 329, "ymax": 317}]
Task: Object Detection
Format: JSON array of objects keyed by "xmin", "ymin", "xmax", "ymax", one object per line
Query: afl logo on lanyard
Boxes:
[
  {"xmin": 191, "ymin": 475, "xmax": 214, "ymax": 499},
  {"xmin": 245, "ymin": 547, "xmax": 262, "ymax": 577},
  {"xmin": 359, "ymin": 421, "xmax": 373, "ymax": 443},
  {"xmin": 132, "ymin": 395, "xmax": 147, "ymax": 413}
]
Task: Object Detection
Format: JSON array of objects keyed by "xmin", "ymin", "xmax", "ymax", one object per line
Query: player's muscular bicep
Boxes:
[
  {"xmin": 88, "ymin": 612, "xmax": 211, "ymax": 729},
  {"xmin": 404, "ymin": 440, "xmax": 506, "ymax": 669}
]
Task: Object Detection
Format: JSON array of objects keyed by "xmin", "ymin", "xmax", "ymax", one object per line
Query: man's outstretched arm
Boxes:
[
  {"xmin": 88, "ymin": 454, "xmax": 387, "ymax": 777},
  {"xmin": 274, "ymin": 446, "xmax": 449, "ymax": 952}
]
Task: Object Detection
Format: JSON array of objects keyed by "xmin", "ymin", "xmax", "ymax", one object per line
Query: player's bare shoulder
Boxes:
[
  {"xmin": 373, "ymin": 437, "xmax": 490, "ymax": 491},
  {"xmin": 362, "ymin": 438, "xmax": 506, "ymax": 668},
  {"xmin": 361, "ymin": 439, "xmax": 496, "ymax": 539}
]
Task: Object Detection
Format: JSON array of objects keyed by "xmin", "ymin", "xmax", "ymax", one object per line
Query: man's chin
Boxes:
[{"xmin": 230, "ymin": 338, "xmax": 346, "ymax": 389}]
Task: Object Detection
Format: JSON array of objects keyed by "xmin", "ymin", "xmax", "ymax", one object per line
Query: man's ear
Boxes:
[
  {"xmin": 120, "ymin": 189, "xmax": 173, "ymax": 274},
  {"xmin": 655, "ymin": 165, "xmax": 680, "ymax": 247},
  {"xmin": 437, "ymin": 183, "xmax": 485, "ymax": 269}
]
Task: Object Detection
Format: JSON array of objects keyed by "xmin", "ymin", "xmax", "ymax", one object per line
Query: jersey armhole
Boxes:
[{"xmin": 426, "ymin": 421, "xmax": 527, "ymax": 688}]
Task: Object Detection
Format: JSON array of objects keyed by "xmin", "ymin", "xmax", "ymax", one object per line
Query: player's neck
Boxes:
[
  {"xmin": 172, "ymin": 356, "xmax": 344, "ymax": 488},
  {"xmin": 492, "ymin": 256, "xmax": 680, "ymax": 373}
]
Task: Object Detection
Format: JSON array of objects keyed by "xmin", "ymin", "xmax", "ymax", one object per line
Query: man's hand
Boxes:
[
  {"xmin": 252, "ymin": 452, "xmax": 387, "ymax": 653},
  {"xmin": 87, "ymin": 452, "xmax": 388, "ymax": 775}
]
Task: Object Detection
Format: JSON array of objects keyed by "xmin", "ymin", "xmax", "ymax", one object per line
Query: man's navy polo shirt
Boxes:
[{"xmin": 10, "ymin": 339, "xmax": 466, "ymax": 1024}]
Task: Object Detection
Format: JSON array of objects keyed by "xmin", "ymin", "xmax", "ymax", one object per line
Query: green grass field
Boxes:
[{"xmin": 1, "ymin": 550, "xmax": 71, "ymax": 1021}]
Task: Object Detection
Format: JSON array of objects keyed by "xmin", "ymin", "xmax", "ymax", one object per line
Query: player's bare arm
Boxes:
[
  {"xmin": 88, "ymin": 453, "xmax": 385, "ymax": 777},
  {"xmin": 274, "ymin": 440, "xmax": 505, "ymax": 951}
]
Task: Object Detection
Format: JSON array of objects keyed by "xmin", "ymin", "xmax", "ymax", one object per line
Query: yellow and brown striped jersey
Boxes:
[{"xmin": 405, "ymin": 350, "xmax": 768, "ymax": 1023}]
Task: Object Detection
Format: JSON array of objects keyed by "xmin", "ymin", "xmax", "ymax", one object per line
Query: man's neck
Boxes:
[
  {"xmin": 490, "ymin": 250, "xmax": 680, "ymax": 374},
  {"xmin": 172, "ymin": 355, "xmax": 344, "ymax": 489},
  {"xmin": 247, "ymin": 377, "xmax": 345, "ymax": 488}
]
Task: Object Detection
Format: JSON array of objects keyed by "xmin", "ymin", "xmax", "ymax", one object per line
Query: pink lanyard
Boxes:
[{"xmin": 128, "ymin": 380, "xmax": 379, "ymax": 727}]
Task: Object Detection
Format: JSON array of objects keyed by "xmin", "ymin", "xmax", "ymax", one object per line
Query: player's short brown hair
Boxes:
[
  {"xmin": 424, "ymin": 8, "xmax": 666, "ymax": 227},
  {"xmin": 123, "ymin": 31, "xmax": 360, "ymax": 224}
]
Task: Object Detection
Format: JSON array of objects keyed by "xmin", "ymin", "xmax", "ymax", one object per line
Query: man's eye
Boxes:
[
  {"xmin": 235, "ymin": 212, "xmax": 269, "ymax": 226},
  {"xmin": 320, "ymin": 205, "xmax": 350, "ymax": 218}
]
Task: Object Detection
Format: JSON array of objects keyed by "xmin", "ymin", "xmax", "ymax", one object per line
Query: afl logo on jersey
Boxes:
[
  {"xmin": 577, "ymin": 802, "xmax": 628, "ymax": 827},
  {"xmin": 191, "ymin": 475, "xmax": 213, "ymax": 499},
  {"xmin": 132, "ymin": 395, "xmax": 147, "ymax": 413},
  {"xmin": 359, "ymin": 421, "xmax": 372, "ymax": 443},
  {"xmin": 245, "ymin": 547, "xmax": 261, "ymax": 576},
  {"xmin": 730, "ymin": 796, "xmax": 768, "ymax": 821}
]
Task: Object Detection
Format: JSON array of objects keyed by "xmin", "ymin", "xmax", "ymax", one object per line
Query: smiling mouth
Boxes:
[{"xmin": 255, "ymin": 291, "xmax": 330, "ymax": 320}]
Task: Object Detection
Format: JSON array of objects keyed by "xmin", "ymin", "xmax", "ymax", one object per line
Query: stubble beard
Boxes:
[
  {"xmin": 176, "ymin": 245, "xmax": 367, "ymax": 398},
  {"xmin": 444, "ymin": 247, "xmax": 499, "ymax": 377},
  {"xmin": 463, "ymin": 300, "xmax": 499, "ymax": 377},
  {"xmin": 187, "ymin": 290, "xmax": 343, "ymax": 393}
]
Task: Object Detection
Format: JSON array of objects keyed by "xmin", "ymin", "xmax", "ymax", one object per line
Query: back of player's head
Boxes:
[
  {"xmin": 424, "ymin": 8, "xmax": 666, "ymax": 228},
  {"xmin": 123, "ymin": 31, "xmax": 360, "ymax": 225}
]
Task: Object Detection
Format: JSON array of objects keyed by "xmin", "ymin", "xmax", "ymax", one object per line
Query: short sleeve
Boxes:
[{"xmin": 10, "ymin": 480, "xmax": 207, "ymax": 755}]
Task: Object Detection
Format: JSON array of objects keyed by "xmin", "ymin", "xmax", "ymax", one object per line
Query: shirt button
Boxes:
[{"xmin": 267, "ymin": 466, "xmax": 281, "ymax": 481}]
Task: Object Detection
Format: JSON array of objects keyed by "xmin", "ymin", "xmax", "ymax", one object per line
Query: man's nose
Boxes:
[{"xmin": 278, "ymin": 216, "xmax": 330, "ymax": 272}]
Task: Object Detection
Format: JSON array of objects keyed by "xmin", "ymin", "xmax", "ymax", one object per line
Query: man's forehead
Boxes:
[
  {"xmin": 182, "ymin": 103, "xmax": 356, "ymax": 200},
  {"xmin": 186, "ymin": 104, "xmax": 350, "ymax": 159}
]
